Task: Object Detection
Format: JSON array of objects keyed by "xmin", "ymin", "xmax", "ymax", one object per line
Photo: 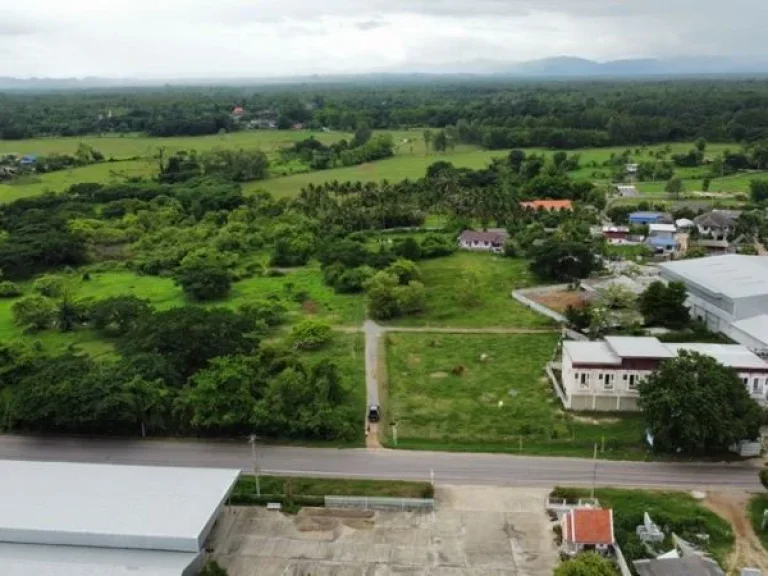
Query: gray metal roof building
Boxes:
[{"xmin": 0, "ymin": 461, "xmax": 240, "ymax": 576}]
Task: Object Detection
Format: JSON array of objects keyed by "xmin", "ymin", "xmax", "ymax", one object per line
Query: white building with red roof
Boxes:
[{"xmin": 562, "ymin": 508, "xmax": 615, "ymax": 556}]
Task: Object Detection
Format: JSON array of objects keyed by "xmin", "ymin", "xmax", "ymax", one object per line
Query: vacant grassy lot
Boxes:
[
  {"xmin": 554, "ymin": 487, "xmax": 733, "ymax": 568},
  {"xmin": 0, "ymin": 159, "xmax": 155, "ymax": 203},
  {"xmin": 385, "ymin": 333, "xmax": 646, "ymax": 457},
  {"xmin": 750, "ymin": 495, "xmax": 768, "ymax": 552},
  {"xmin": 390, "ymin": 252, "xmax": 555, "ymax": 328},
  {"xmin": 636, "ymin": 170, "xmax": 765, "ymax": 195},
  {"xmin": 0, "ymin": 267, "xmax": 364, "ymax": 354}
]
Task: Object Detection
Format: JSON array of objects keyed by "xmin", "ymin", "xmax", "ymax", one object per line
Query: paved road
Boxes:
[
  {"xmin": 0, "ymin": 435, "xmax": 760, "ymax": 490},
  {"xmin": 364, "ymin": 319, "xmax": 383, "ymax": 406}
]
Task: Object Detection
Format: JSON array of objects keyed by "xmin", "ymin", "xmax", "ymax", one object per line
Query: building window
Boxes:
[
  {"xmin": 742, "ymin": 377, "xmax": 749, "ymax": 387},
  {"xmin": 753, "ymin": 378, "xmax": 762, "ymax": 394},
  {"xmin": 579, "ymin": 373, "xmax": 589, "ymax": 389},
  {"xmin": 628, "ymin": 375, "xmax": 637, "ymax": 390},
  {"xmin": 574, "ymin": 372, "xmax": 579, "ymax": 381},
  {"xmin": 622, "ymin": 374, "xmax": 628, "ymax": 381},
  {"xmin": 598, "ymin": 373, "xmax": 604, "ymax": 381},
  {"xmin": 604, "ymin": 375, "xmax": 614, "ymax": 391}
]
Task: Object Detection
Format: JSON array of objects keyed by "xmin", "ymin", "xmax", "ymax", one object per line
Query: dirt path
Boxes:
[{"xmin": 705, "ymin": 491, "xmax": 768, "ymax": 575}]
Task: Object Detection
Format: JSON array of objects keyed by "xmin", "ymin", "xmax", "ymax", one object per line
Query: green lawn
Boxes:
[
  {"xmin": 0, "ymin": 160, "xmax": 155, "ymax": 203},
  {"xmin": 554, "ymin": 487, "xmax": 733, "ymax": 568},
  {"xmin": 636, "ymin": 170, "xmax": 765, "ymax": 195},
  {"xmin": 390, "ymin": 252, "xmax": 556, "ymax": 328},
  {"xmin": 385, "ymin": 333, "xmax": 646, "ymax": 457},
  {"xmin": 749, "ymin": 495, "xmax": 768, "ymax": 552}
]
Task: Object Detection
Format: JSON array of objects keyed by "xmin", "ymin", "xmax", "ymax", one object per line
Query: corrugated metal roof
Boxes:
[
  {"xmin": 0, "ymin": 461, "xmax": 239, "ymax": 553},
  {"xmin": 564, "ymin": 341, "xmax": 621, "ymax": 365},
  {"xmin": 659, "ymin": 255, "xmax": 768, "ymax": 299},
  {"xmin": 605, "ymin": 336, "xmax": 675, "ymax": 359},
  {"xmin": 732, "ymin": 314, "xmax": 768, "ymax": 346},
  {"xmin": 0, "ymin": 543, "xmax": 196, "ymax": 576},
  {"xmin": 649, "ymin": 223, "xmax": 677, "ymax": 233},
  {"xmin": 664, "ymin": 343, "xmax": 768, "ymax": 370}
]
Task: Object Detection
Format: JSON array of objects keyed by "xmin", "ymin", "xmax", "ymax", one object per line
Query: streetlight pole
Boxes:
[{"xmin": 249, "ymin": 434, "xmax": 261, "ymax": 498}]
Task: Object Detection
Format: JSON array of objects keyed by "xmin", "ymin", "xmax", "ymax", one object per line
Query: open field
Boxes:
[
  {"xmin": 749, "ymin": 495, "xmax": 768, "ymax": 552},
  {"xmin": 554, "ymin": 487, "xmax": 734, "ymax": 568},
  {"xmin": 385, "ymin": 333, "xmax": 646, "ymax": 457},
  {"xmin": 636, "ymin": 170, "xmax": 766, "ymax": 195},
  {"xmin": 390, "ymin": 252, "xmax": 556, "ymax": 328},
  {"xmin": 210, "ymin": 485, "xmax": 558, "ymax": 576},
  {"xmin": 0, "ymin": 267, "xmax": 364, "ymax": 353},
  {"xmin": 0, "ymin": 159, "xmax": 155, "ymax": 203}
]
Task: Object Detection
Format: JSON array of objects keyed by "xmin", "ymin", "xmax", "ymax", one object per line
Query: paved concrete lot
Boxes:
[{"xmin": 208, "ymin": 485, "xmax": 558, "ymax": 576}]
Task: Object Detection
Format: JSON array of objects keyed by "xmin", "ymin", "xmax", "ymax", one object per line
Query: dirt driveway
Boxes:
[{"xmin": 705, "ymin": 491, "xmax": 768, "ymax": 575}]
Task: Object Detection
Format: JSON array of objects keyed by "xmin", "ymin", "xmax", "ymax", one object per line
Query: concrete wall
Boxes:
[
  {"xmin": 734, "ymin": 294, "xmax": 768, "ymax": 322},
  {"xmin": 728, "ymin": 325, "xmax": 768, "ymax": 358}
]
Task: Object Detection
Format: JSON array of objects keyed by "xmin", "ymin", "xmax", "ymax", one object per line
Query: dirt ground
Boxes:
[
  {"xmin": 529, "ymin": 291, "xmax": 588, "ymax": 313},
  {"xmin": 705, "ymin": 491, "xmax": 768, "ymax": 575},
  {"xmin": 207, "ymin": 485, "xmax": 558, "ymax": 576}
]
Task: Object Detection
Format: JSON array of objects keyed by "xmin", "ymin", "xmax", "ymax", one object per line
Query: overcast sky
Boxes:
[{"xmin": 0, "ymin": 0, "xmax": 765, "ymax": 78}]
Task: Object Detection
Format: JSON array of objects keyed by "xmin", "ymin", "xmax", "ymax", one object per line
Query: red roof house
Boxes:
[
  {"xmin": 562, "ymin": 508, "xmax": 615, "ymax": 553},
  {"xmin": 520, "ymin": 199, "xmax": 573, "ymax": 211},
  {"xmin": 232, "ymin": 106, "xmax": 245, "ymax": 117}
]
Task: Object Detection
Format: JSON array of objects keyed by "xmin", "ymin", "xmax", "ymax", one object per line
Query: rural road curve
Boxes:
[{"xmin": 0, "ymin": 435, "xmax": 761, "ymax": 490}]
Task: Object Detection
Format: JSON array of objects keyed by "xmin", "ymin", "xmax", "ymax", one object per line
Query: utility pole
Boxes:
[
  {"xmin": 391, "ymin": 421, "xmax": 398, "ymax": 447},
  {"xmin": 591, "ymin": 443, "xmax": 598, "ymax": 500},
  {"xmin": 249, "ymin": 434, "xmax": 261, "ymax": 498}
]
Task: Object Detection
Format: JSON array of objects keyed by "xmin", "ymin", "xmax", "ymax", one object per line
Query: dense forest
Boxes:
[{"xmin": 4, "ymin": 79, "xmax": 768, "ymax": 147}]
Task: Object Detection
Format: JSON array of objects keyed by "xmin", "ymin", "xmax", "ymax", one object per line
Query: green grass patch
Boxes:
[
  {"xmin": 385, "ymin": 333, "xmax": 646, "ymax": 458},
  {"xmin": 749, "ymin": 494, "xmax": 768, "ymax": 552},
  {"xmin": 0, "ymin": 160, "xmax": 156, "ymax": 203},
  {"xmin": 390, "ymin": 252, "xmax": 555, "ymax": 328},
  {"xmin": 553, "ymin": 487, "xmax": 733, "ymax": 568}
]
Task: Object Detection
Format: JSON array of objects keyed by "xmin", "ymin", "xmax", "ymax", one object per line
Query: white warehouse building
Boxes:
[
  {"xmin": 659, "ymin": 255, "xmax": 768, "ymax": 357},
  {"xmin": 0, "ymin": 460, "xmax": 239, "ymax": 575}
]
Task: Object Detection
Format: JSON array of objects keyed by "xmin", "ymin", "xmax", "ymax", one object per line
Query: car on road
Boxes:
[{"xmin": 367, "ymin": 404, "xmax": 380, "ymax": 423}]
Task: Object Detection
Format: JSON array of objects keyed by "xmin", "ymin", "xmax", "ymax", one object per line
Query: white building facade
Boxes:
[{"xmin": 560, "ymin": 336, "xmax": 768, "ymax": 412}]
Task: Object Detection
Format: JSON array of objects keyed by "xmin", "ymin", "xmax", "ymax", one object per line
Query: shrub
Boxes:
[
  {"xmin": 0, "ymin": 281, "xmax": 21, "ymax": 298},
  {"xmin": 290, "ymin": 320, "xmax": 333, "ymax": 350},
  {"xmin": 33, "ymin": 275, "xmax": 66, "ymax": 298}
]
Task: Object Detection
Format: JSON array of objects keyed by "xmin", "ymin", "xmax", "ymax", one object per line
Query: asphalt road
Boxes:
[{"xmin": 0, "ymin": 435, "xmax": 760, "ymax": 490}]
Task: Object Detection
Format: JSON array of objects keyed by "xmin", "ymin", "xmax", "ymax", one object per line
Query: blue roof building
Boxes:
[
  {"xmin": 19, "ymin": 154, "xmax": 38, "ymax": 165},
  {"xmin": 647, "ymin": 236, "xmax": 678, "ymax": 253},
  {"xmin": 629, "ymin": 211, "xmax": 669, "ymax": 225}
]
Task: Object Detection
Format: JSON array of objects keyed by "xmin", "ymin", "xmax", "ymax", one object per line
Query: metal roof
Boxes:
[
  {"xmin": 664, "ymin": 343, "xmax": 768, "ymax": 370},
  {"xmin": 659, "ymin": 255, "xmax": 768, "ymax": 299},
  {"xmin": 0, "ymin": 461, "xmax": 239, "ymax": 553},
  {"xmin": 0, "ymin": 543, "xmax": 196, "ymax": 576},
  {"xmin": 605, "ymin": 336, "xmax": 675, "ymax": 359},
  {"xmin": 649, "ymin": 223, "xmax": 677, "ymax": 233},
  {"xmin": 732, "ymin": 314, "xmax": 768, "ymax": 346},
  {"xmin": 563, "ymin": 341, "xmax": 621, "ymax": 365}
]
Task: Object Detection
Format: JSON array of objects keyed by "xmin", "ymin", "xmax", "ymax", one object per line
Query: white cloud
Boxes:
[{"xmin": 0, "ymin": 0, "xmax": 765, "ymax": 78}]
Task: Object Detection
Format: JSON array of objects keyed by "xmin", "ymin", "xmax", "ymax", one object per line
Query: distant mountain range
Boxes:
[{"xmin": 3, "ymin": 56, "xmax": 768, "ymax": 89}]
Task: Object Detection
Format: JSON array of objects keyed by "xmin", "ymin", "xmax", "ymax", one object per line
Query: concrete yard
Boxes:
[{"xmin": 207, "ymin": 486, "xmax": 558, "ymax": 576}]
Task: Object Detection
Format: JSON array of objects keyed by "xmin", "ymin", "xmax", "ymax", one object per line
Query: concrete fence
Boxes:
[
  {"xmin": 511, "ymin": 290, "xmax": 567, "ymax": 323},
  {"xmin": 614, "ymin": 544, "xmax": 633, "ymax": 576},
  {"xmin": 324, "ymin": 496, "xmax": 435, "ymax": 511}
]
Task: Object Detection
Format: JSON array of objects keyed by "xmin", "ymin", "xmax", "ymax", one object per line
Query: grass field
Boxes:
[
  {"xmin": 636, "ymin": 170, "xmax": 765, "ymax": 195},
  {"xmin": 390, "ymin": 252, "xmax": 556, "ymax": 328},
  {"xmin": 749, "ymin": 495, "xmax": 768, "ymax": 552},
  {"xmin": 554, "ymin": 487, "xmax": 733, "ymax": 567},
  {"xmin": 0, "ymin": 267, "xmax": 364, "ymax": 353},
  {"xmin": 385, "ymin": 333, "xmax": 646, "ymax": 458},
  {"xmin": 0, "ymin": 159, "xmax": 155, "ymax": 203}
]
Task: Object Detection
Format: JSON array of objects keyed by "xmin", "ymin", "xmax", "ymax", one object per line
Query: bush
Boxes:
[
  {"xmin": 174, "ymin": 262, "xmax": 232, "ymax": 301},
  {"xmin": 33, "ymin": 274, "xmax": 66, "ymax": 298},
  {"xmin": 0, "ymin": 281, "xmax": 21, "ymax": 298},
  {"xmin": 290, "ymin": 320, "xmax": 333, "ymax": 350}
]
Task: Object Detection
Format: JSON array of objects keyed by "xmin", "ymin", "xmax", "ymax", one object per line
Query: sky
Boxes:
[{"xmin": 0, "ymin": 0, "xmax": 766, "ymax": 78}]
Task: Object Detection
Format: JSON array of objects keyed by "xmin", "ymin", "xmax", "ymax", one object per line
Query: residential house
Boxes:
[
  {"xmin": 520, "ymin": 199, "xmax": 573, "ymax": 211},
  {"xmin": 231, "ymin": 106, "xmax": 245, "ymax": 118},
  {"xmin": 560, "ymin": 336, "xmax": 768, "ymax": 411},
  {"xmin": 629, "ymin": 212, "xmax": 672, "ymax": 226},
  {"xmin": 626, "ymin": 163, "xmax": 639, "ymax": 175},
  {"xmin": 615, "ymin": 184, "xmax": 639, "ymax": 197},
  {"xmin": 659, "ymin": 255, "xmax": 768, "ymax": 355},
  {"xmin": 458, "ymin": 230, "xmax": 509, "ymax": 253},
  {"xmin": 561, "ymin": 508, "xmax": 615, "ymax": 556},
  {"xmin": 694, "ymin": 210, "xmax": 741, "ymax": 241},
  {"xmin": 646, "ymin": 223, "xmax": 680, "ymax": 255},
  {"xmin": 19, "ymin": 154, "xmax": 37, "ymax": 166},
  {"xmin": 602, "ymin": 226, "xmax": 631, "ymax": 244}
]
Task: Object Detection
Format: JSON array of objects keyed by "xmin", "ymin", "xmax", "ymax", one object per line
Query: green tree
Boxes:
[
  {"xmin": 0, "ymin": 281, "xmax": 21, "ymax": 298},
  {"xmin": 554, "ymin": 553, "xmax": 617, "ymax": 576},
  {"xmin": 665, "ymin": 176, "xmax": 684, "ymax": 198},
  {"xmin": 639, "ymin": 351, "xmax": 763, "ymax": 454},
  {"xmin": 122, "ymin": 376, "xmax": 169, "ymax": 437},
  {"xmin": 90, "ymin": 296, "xmax": 153, "ymax": 336},
  {"xmin": 199, "ymin": 561, "xmax": 229, "ymax": 576},
  {"xmin": 33, "ymin": 274, "xmax": 66, "ymax": 298},
  {"xmin": 290, "ymin": 320, "xmax": 333, "ymax": 350},
  {"xmin": 432, "ymin": 130, "xmax": 448, "ymax": 153},
  {"xmin": 423, "ymin": 130, "xmax": 433, "ymax": 155},
  {"xmin": 352, "ymin": 124, "xmax": 373, "ymax": 147},
  {"xmin": 457, "ymin": 269, "xmax": 481, "ymax": 308},
  {"xmin": 386, "ymin": 259, "xmax": 421, "ymax": 285},
  {"xmin": 638, "ymin": 281, "xmax": 690, "ymax": 329},
  {"xmin": 365, "ymin": 271, "xmax": 401, "ymax": 320},
  {"xmin": 695, "ymin": 138, "xmax": 707, "ymax": 153},
  {"xmin": 11, "ymin": 295, "xmax": 57, "ymax": 332},
  {"xmin": 396, "ymin": 280, "xmax": 426, "ymax": 315},
  {"xmin": 750, "ymin": 179, "xmax": 768, "ymax": 203},
  {"xmin": 174, "ymin": 261, "xmax": 232, "ymax": 301},
  {"xmin": 530, "ymin": 239, "xmax": 599, "ymax": 283}
]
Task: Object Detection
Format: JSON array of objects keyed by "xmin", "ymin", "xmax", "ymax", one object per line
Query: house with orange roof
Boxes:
[
  {"xmin": 520, "ymin": 199, "xmax": 573, "ymax": 211},
  {"xmin": 562, "ymin": 508, "xmax": 615, "ymax": 556}
]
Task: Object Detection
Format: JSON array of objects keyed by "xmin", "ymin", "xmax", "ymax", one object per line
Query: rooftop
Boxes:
[
  {"xmin": 732, "ymin": 314, "xmax": 768, "ymax": 347},
  {"xmin": 647, "ymin": 237, "xmax": 678, "ymax": 248},
  {"xmin": 664, "ymin": 343, "xmax": 768, "ymax": 370},
  {"xmin": 634, "ymin": 556, "xmax": 724, "ymax": 576},
  {"xmin": 520, "ymin": 199, "xmax": 573, "ymax": 211},
  {"xmin": 563, "ymin": 508, "xmax": 614, "ymax": 545},
  {"xmin": 659, "ymin": 255, "xmax": 768, "ymax": 299},
  {"xmin": 459, "ymin": 229, "xmax": 508, "ymax": 243},
  {"xmin": 563, "ymin": 341, "xmax": 621, "ymax": 365},
  {"xmin": 605, "ymin": 336, "xmax": 675, "ymax": 359},
  {"xmin": 0, "ymin": 461, "xmax": 239, "ymax": 553},
  {"xmin": 649, "ymin": 223, "xmax": 677, "ymax": 233}
]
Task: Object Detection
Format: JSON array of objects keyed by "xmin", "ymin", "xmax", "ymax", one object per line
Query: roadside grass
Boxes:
[
  {"xmin": 384, "ymin": 332, "xmax": 647, "ymax": 458},
  {"xmin": 231, "ymin": 474, "xmax": 434, "ymax": 508},
  {"xmin": 749, "ymin": 495, "xmax": 768, "ymax": 552},
  {"xmin": 553, "ymin": 487, "xmax": 734, "ymax": 568},
  {"xmin": 389, "ymin": 252, "xmax": 556, "ymax": 328},
  {"xmin": 0, "ymin": 159, "xmax": 155, "ymax": 203}
]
